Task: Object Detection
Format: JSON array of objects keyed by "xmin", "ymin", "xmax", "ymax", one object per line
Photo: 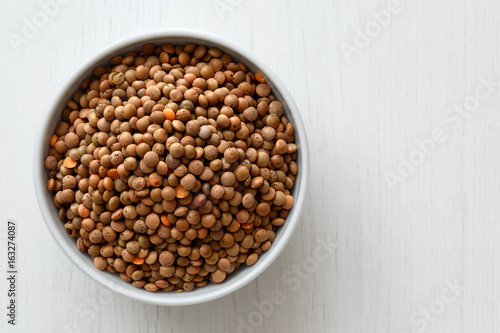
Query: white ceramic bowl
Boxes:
[{"xmin": 34, "ymin": 29, "xmax": 309, "ymax": 306}]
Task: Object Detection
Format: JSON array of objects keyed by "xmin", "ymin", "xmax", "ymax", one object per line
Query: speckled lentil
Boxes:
[{"xmin": 44, "ymin": 42, "xmax": 298, "ymax": 293}]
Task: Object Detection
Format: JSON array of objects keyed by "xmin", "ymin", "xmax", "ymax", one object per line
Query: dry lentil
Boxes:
[{"xmin": 44, "ymin": 41, "xmax": 299, "ymax": 293}]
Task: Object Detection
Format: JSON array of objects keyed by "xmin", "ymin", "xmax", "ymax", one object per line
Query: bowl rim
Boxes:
[{"xmin": 34, "ymin": 28, "xmax": 309, "ymax": 306}]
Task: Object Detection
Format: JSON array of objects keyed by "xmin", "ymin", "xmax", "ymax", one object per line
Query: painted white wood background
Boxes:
[{"xmin": 1, "ymin": 0, "xmax": 500, "ymax": 332}]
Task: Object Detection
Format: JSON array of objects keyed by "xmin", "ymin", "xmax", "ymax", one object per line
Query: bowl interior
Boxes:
[{"xmin": 34, "ymin": 29, "xmax": 308, "ymax": 306}]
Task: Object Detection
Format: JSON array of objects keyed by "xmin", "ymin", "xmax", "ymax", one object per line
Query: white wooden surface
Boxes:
[{"xmin": 1, "ymin": 0, "xmax": 500, "ymax": 332}]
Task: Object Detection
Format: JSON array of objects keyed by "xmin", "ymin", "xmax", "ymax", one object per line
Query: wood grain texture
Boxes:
[{"xmin": 1, "ymin": 0, "xmax": 500, "ymax": 332}]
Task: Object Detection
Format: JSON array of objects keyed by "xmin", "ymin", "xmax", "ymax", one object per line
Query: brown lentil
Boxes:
[{"xmin": 44, "ymin": 42, "xmax": 298, "ymax": 293}]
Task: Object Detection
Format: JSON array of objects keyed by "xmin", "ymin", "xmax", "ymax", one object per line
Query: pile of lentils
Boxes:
[{"xmin": 44, "ymin": 42, "xmax": 298, "ymax": 292}]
